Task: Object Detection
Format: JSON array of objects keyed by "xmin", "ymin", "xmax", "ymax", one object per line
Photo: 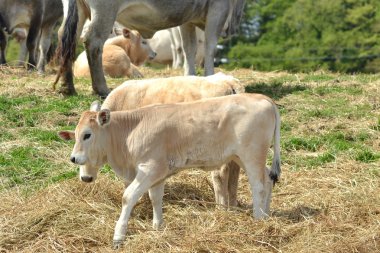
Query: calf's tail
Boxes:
[
  {"xmin": 269, "ymin": 102, "xmax": 281, "ymax": 185},
  {"xmin": 54, "ymin": 0, "xmax": 78, "ymax": 87}
]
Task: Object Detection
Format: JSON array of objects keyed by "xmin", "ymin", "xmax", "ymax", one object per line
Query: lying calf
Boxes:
[
  {"xmin": 102, "ymin": 72, "xmax": 243, "ymax": 207},
  {"xmin": 58, "ymin": 93, "xmax": 281, "ymax": 248},
  {"xmin": 74, "ymin": 28, "xmax": 156, "ymax": 78}
]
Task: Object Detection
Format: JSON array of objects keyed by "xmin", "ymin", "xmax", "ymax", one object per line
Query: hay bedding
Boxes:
[{"xmin": 1, "ymin": 164, "xmax": 379, "ymax": 253}]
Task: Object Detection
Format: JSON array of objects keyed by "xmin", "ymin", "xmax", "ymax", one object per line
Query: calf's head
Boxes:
[
  {"xmin": 58, "ymin": 101, "xmax": 111, "ymax": 183},
  {"xmin": 122, "ymin": 28, "xmax": 156, "ymax": 65}
]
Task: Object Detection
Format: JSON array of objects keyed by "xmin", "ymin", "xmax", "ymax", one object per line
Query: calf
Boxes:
[
  {"xmin": 58, "ymin": 93, "xmax": 281, "ymax": 248},
  {"xmin": 74, "ymin": 28, "xmax": 155, "ymax": 78},
  {"xmin": 101, "ymin": 73, "xmax": 243, "ymax": 207},
  {"xmin": 0, "ymin": 0, "xmax": 62, "ymax": 73}
]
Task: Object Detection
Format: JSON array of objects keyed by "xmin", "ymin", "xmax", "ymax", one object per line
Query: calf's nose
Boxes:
[
  {"xmin": 150, "ymin": 52, "xmax": 157, "ymax": 59},
  {"xmin": 70, "ymin": 156, "xmax": 76, "ymax": 163},
  {"xmin": 81, "ymin": 176, "xmax": 93, "ymax": 183}
]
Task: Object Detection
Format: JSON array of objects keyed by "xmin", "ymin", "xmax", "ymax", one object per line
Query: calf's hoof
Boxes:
[{"xmin": 113, "ymin": 240, "xmax": 124, "ymax": 250}]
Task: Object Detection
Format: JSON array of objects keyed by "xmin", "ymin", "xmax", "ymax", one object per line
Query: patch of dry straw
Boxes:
[{"xmin": 1, "ymin": 163, "xmax": 379, "ymax": 252}]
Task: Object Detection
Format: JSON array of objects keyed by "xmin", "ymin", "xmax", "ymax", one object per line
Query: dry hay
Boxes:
[
  {"xmin": 0, "ymin": 66, "xmax": 379, "ymax": 252},
  {"xmin": 1, "ymin": 164, "xmax": 379, "ymax": 252}
]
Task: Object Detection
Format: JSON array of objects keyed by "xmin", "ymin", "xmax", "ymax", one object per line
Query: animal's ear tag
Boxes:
[
  {"xmin": 58, "ymin": 130, "xmax": 75, "ymax": 141},
  {"xmin": 90, "ymin": 100, "xmax": 101, "ymax": 112},
  {"xmin": 97, "ymin": 109, "xmax": 111, "ymax": 126}
]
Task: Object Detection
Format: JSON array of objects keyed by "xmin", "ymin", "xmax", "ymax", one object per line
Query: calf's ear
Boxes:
[
  {"xmin": 58, "ymin": 131, "xmax": 75, "ymax": 141},
  {"xmin": 97, "ymin": 109, "xmax": 111, "ymax": 126},
  {"xmin": 90, "ymin": 100, "xmax": 101, "ymax": 112},
  {"xmin": 122, "ymin": 28, "xmax": 131, "ymax": 38}
]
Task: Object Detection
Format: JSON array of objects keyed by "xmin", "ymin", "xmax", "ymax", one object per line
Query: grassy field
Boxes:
[{"xmin": 0, "ymin": 64, "xmax": 379, "ymax": 252}]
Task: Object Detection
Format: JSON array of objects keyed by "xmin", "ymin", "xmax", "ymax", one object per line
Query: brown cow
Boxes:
[
  {"xmin": 58, "ymin": 93, "xmax": 281, "ymax": 248},
  {"xmin": 73, "ymin": 28, "xmax": 156, "ymax": 78}
]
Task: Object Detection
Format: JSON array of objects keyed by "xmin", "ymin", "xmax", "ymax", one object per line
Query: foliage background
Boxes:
[{"xmin": 225, "ymin": 0, "xmax": 380, "ymax": 73}]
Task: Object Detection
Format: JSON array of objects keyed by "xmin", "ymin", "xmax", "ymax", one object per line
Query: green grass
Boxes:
[
  {"xmin": 244, "ymin": 72, "xmax": 380, "ymax": 171},
  {"xmin": 0, "ymin": 91, "xmax": 99, "ymax": 192},
  {"xmin": 0, "ymin": 69, "xmax": 379, "ymax": 193}
]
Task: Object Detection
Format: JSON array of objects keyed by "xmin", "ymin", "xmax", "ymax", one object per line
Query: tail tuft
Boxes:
[
  {"xmin": 269, "ymin": 159, "xmax": 280, "ymax": 186},
  {"xmin": 269, "ymin": 102, "xmax": 281, "ymax": 187}
]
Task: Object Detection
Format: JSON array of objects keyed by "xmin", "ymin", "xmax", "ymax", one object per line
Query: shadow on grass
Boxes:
[{"xmin": 245, "ymin": 81, "xmax": 307, "ymax": 100}]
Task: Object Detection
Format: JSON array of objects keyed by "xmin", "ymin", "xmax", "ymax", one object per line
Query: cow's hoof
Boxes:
[
  {"xmin": 37, "ymin": 70, "xmax": 45, "ymax": 76},
  {"xmin": 57, "ymin": 86, "xmax": 77, "ymax": 96},
  {"xmin": 113, "ymin": 240, "xmax": 124, "ymax": 250},
  {"xmin": 93, "ymin": 89, "xmax": 110, "ymax": 99}
]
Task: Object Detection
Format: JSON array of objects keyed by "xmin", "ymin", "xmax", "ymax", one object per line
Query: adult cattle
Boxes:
[
  {"xmin": 58, "ymin": 93, "xmax": 281, "ymax": 248},
  {"xmin": 56, "ymin": 0, "xmax": 245, "ymax": 96},
  {"xmin": 0, "ymin": 0, "xmax": 63, "ymax": 73}
]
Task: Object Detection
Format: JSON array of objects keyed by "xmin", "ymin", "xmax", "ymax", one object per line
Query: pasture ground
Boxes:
[{"xmin": 0, "ymin": 65, "xmax": 379, "ymax": 252}]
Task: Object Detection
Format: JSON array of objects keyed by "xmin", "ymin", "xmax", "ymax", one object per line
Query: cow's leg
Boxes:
[
  {"xmin": 0, "ymin": 28, "xmax": 7, "ymax": 65},
  {"xmin": 179, "ymin": 24, "xmax": 197, "ymax": 75},
  {"xmin": 227, "ymin": 161, "xmax": 240, "ymax": 207},
  {"xmin": 204, "ymin": 0, "xmax": 229, "ymax": 76},
  {"xmin": 56, "ymin": 0, "xmax": 86, "ymax": 95},
  {"xmin": 82, "ymin": 15, "xmax": 115, "ymax": 97},
  {"xmin": 17, "ymin": 39, "xmax": 28, "ymax": 66},
  {"xmin": 263, "ymin": 167, "xmax": 273, "ymax": 214},
  {"xmin": 240, "ymin": 151, "xmax": 269, "ymax": 219},
  {"xmin": 148, "ymin": 181, "xmax": 165, "ymax": 230},
  {"xmin": 113, "ymin": 164, "xmax": 168, "ymax": 248},
  {"xmin": 37, "ymin": 24, "xmax": 55, "ymax": 74},
  {"xmin": 211, "ymin": 164, "xmax": 229, "ymax": 206},
  {"xmin": 170, "ymin": 27, "xmax": 184, "ymax": 69},
  {"xmin": 212, "ymin": 161, "xmax": 240, "ymax": 207},
  {"xmin": 26, "ymin": 13, "xmax": 43, "ymax": 70}
]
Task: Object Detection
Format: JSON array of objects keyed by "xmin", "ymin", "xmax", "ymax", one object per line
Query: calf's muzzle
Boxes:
[{"xmin": 81, "ymin": 176, "xmax": 93, "ymax": 183}]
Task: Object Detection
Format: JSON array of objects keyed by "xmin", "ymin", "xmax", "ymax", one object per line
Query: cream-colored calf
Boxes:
[
  {"xmin": 101, "ymin": 73, "xmax": 243, "ymax": 206},
  {"xmin": 74, "ymin": 28, "xmax": 156, "ymax": 78},
  {"xmin": 58, "ymin": 93, "xmax": 281, "ymax": 248}
]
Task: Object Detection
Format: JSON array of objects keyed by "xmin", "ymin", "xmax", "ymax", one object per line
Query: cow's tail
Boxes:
[
  {"xmin": 269, "ymin": 102, "xmax": 281, "ymax": 186},
  {"xmin": 53, "ymin": 0, "xmax": 78, "ymax": 88},
  {"xmin": 223, "ymin": 0, "xmax": 246, "ymax": 37}
]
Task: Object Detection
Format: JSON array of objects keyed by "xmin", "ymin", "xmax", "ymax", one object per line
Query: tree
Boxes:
[{"xmin": 227, "ymin": 0, "xmax": 380, "ymax": 73}]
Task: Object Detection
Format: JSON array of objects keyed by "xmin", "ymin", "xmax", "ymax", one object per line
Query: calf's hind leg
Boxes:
[{"xmin": 240, "ymin": 154, "xmax": 271, "ymax": 219}]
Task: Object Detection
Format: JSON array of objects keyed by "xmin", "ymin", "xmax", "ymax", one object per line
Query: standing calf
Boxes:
[
  {"xmin": 58, "ymin": 93, "xmax": 281, "ymax": 248},
  {"xmin": 101, "ymin": 73, "xmax": 243, "ymax": 207}
]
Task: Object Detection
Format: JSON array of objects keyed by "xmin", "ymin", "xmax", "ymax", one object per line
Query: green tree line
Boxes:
[{"xmin": 227, "ymin": 0, "xmax": 380, "ymax": 73}]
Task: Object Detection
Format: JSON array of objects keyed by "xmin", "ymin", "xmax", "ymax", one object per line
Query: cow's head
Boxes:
[{"xmin": 58, "ymin": 101, "xmax": 110, "ymax": 183}]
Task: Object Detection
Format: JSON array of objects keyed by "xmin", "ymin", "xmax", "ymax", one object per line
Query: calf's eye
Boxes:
[{"xmin": 83, "ymin": 133, "xmax": 91, "ymax": 140}]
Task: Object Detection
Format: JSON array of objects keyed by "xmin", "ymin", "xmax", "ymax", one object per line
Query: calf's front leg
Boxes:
[{"xmin": 113, "ymin": 164, "xmax": 168, "ymax": 249}]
